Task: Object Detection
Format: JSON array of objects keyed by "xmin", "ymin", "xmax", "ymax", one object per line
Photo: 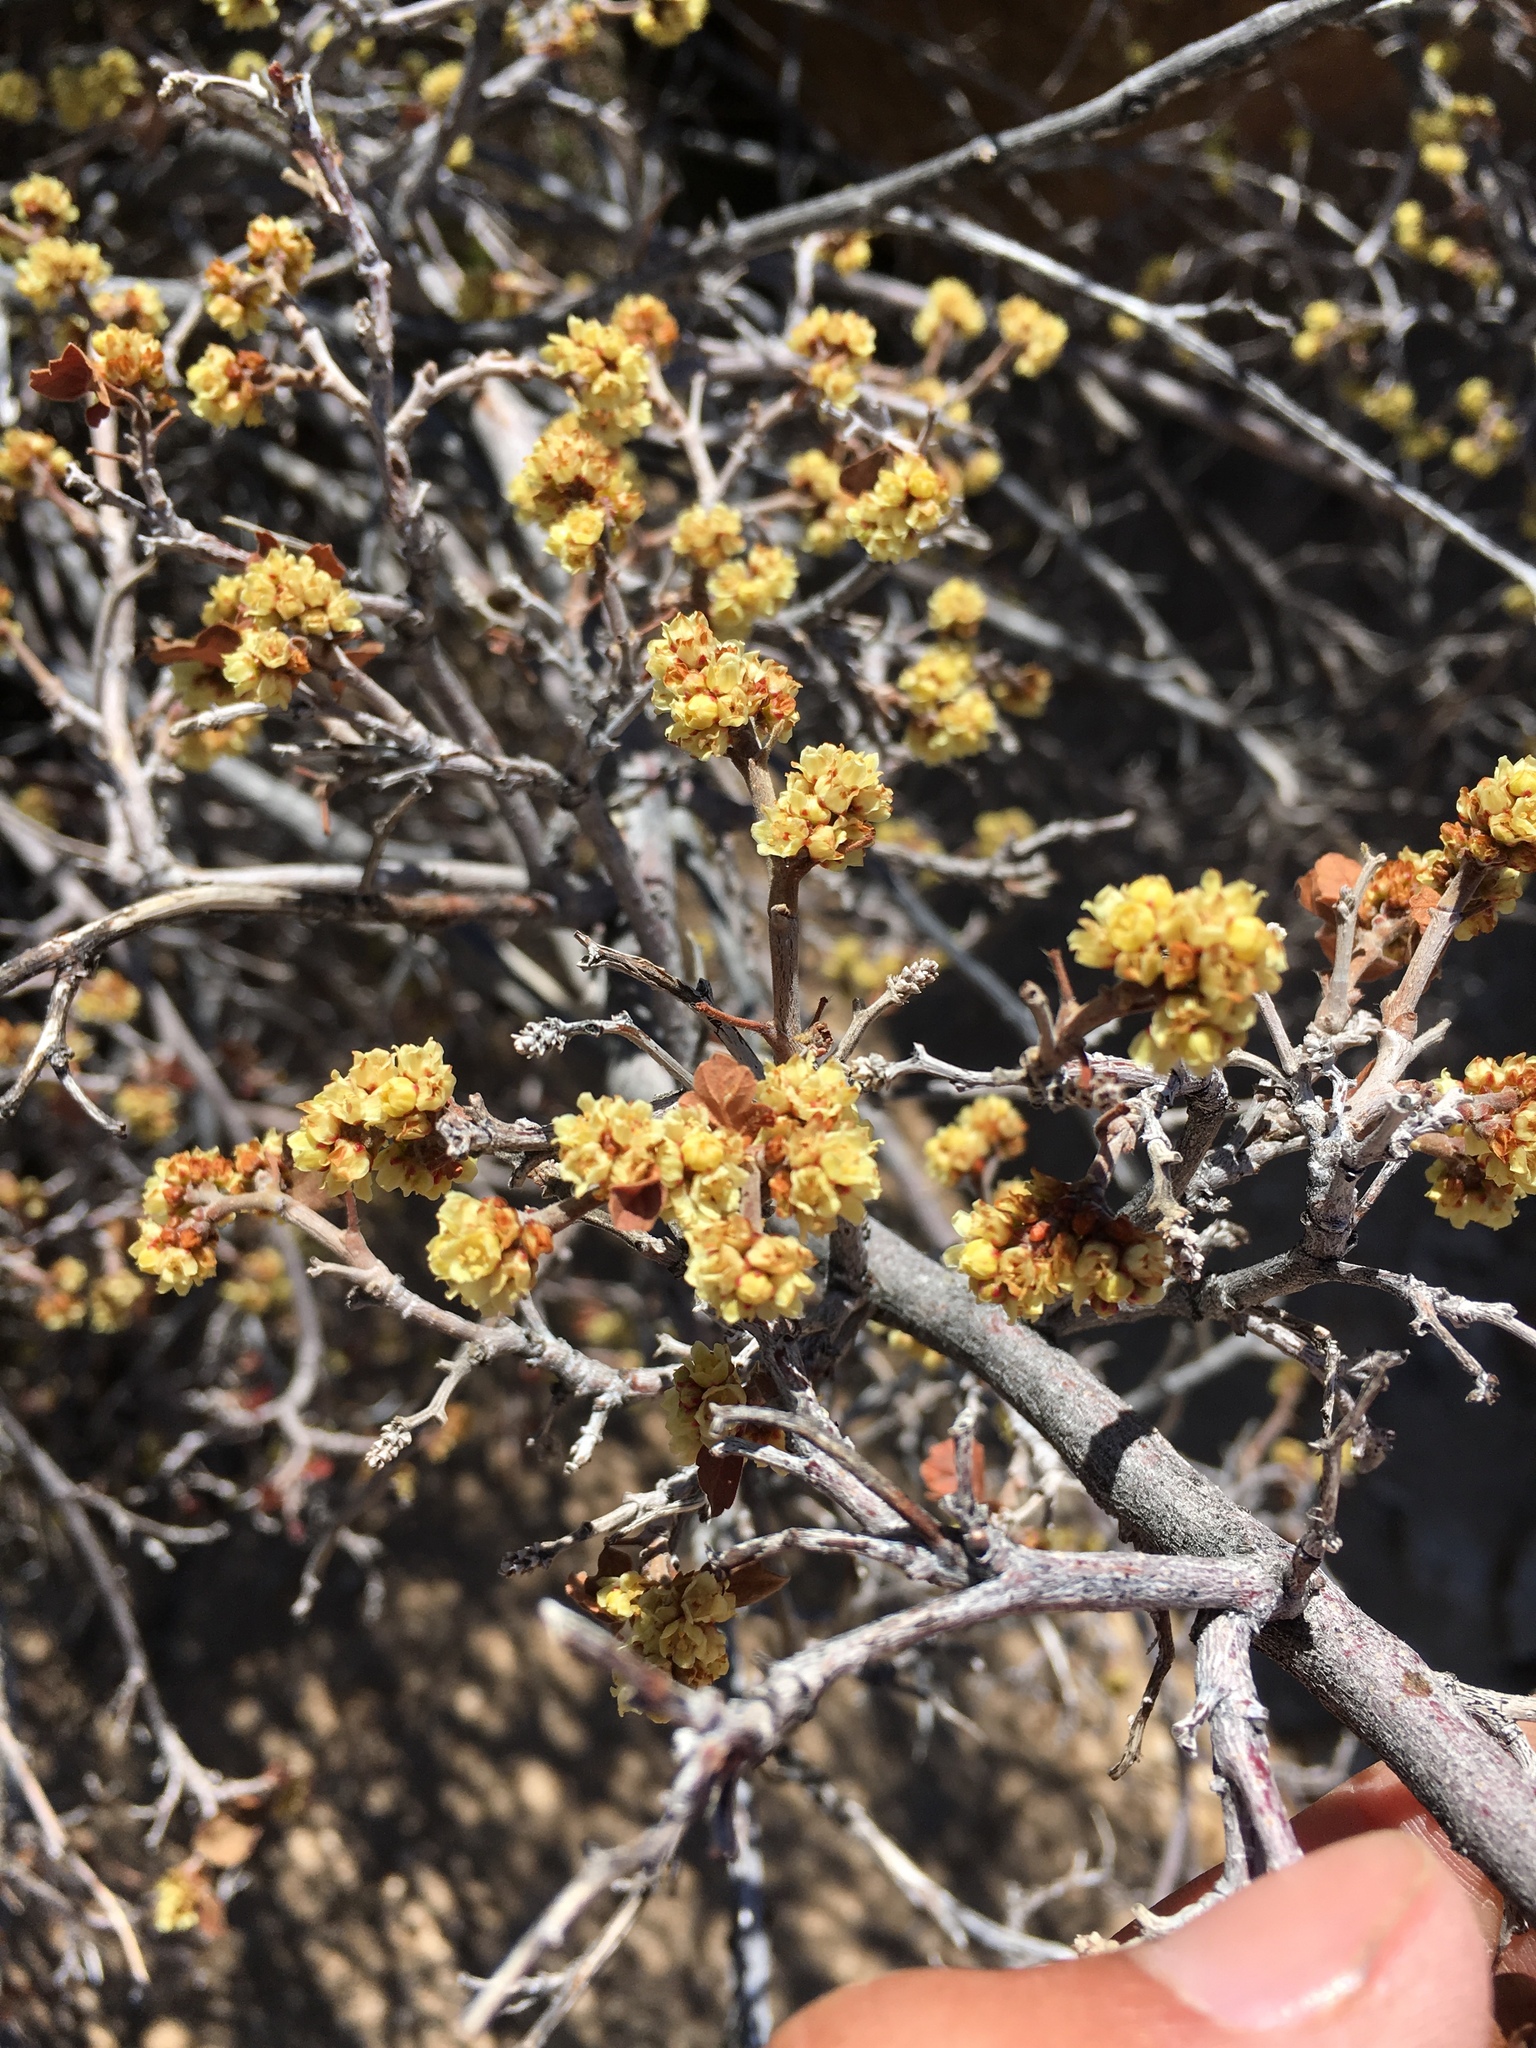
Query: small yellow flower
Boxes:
[
  {"xmin": 662, "ymin": 1341, "xmax": 746, "ymax": 1462},
  {"xmin": 206, "ymin": 0, "xmax": 280, "ymax": 24},
  {"xmin": 10, "ymin": 174, "xmax": 76, "ymax": 230},
  {"xmin": 0, "ymin": 429, "xmax": 69, "ymax": 495},
  {"xmin": 611, "ymin": 292, "xmax": 679, "ymax": 361},
  {"xmin": 0, "ymin": 73, "xmax": 41, "ymax": 125},
  {"xmin": 788, "ymin": 306, "xmax": 877, "ymax": 407},
  {"xmin": 682, "ymin": 1212, "xmax": 817, "ymax": 1323},
  {"xmin": 114, "ymin": 1082, "xmax": 182, "ymax": 1145},
  {"xmin": 645, "ymin": 611, "xmax": 799, "ymax": 758},
  {"xmin": 419, "ymin": 60, "xmax": 464, "ymax": 109},
  {"xmin": 673, "ymin": 501, "xmax": 744, "ymax": 569},
  {"xmin": 186, "ymin": 345, "xmax": 270, "ymax": 429},
  {"xmin": 926, "ymin": 577, "xmax": 987, "ymax": 637},
  {"xmin": 756, "ymin": 1055, "xmax": 881, "ymax": 1235},
  {"xmin": 633, "ymin": 0, "xmax": 709, "ymax": 44},
  {"xmin": 89, "ymin": 325, "xmax": 166, "ymax": 392},
  {"xmin": 13, "ymin": 237, "xmax": 110, "ymax": 311},
  {"xmin": 220, "ymin": 1244, "xmax": 292, "ymax": 1315},
  {"xmin": 945, "ymin": 1171, "xmax": 1169, "ymax": 1321},
  {"xmin": 508, "ymin": 413, "xmax": 645, "ymax": 567},
  {"xmin": 924, "ymin": 1095, "xmax": 1028, "ymax": 1186},
  {"xmin": 707, "ymin": 543, "xmax": 797, "ymax": 635},
  {"xmin": 289, "ymin": 1040, "xmax": 467, "ymax": 1200},
  {"xmin": 540, "ymin": 315, "xmax": 652, "ymax": 443},
  {"xmin": 847, "ymin": 453, "xmax": 950, "ymax": 563},
  {"xmin": 89, "ymin": 1269, "xmax": 148, "ymax": 1333},
  {"xmin": 1451, "ymin": 756, "xmax": 1536, "ymax": 871},
  {"xmin": 997, "ymin": 295, "xmax": 1069, "ymax": 377},
  {"xmin": 912, "ymin": 277, "xmax": 986, "ymax": 348},
  {"xmin": 49, "ymin": 49, "xmax": 142, "ymax": 132}
]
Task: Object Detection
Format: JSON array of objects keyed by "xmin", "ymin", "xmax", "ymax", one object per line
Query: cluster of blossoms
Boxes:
[
  {"xmin": 945, "ymin": 1171, "xmax": 1171, "ymax": 1321},
  {"xmin": 87, "ymin": 323, "xmax": 167, "ymax": 396},
  {"xmin": 203, "ymin": 216, "xmax": 315, "ymax": 340},
  {"xmin": 540, "ymin": 315, "xmax": 653, "ymax": 444},
  {"xmin": 1299, "ymin": 844, "xmax": 1523, "ymax": 978},
  {"xmin": 997, "ymin": 295, "xmax": 1070, "ymax": 378},
  {"xmin": 5, "ymin": 174, "xmax": 76, "ymax": 235},
  {"xmin": 75, "ymin": 968, "xmax": 141, "ymax": 1026},
  {"xmin": 14, "ymin": 234, "xmax": 109, "ymax": 312},
  {"xmin": 912, "ymin": 278, "xmax": 986, "ymax": 350},
  {"xmin": 1344, "ymin": 377, "xmax": 1447, "ymax": 464},
  {"xmin": 644, "ymin": 611, "xmax": 799, "ymax": 759},
  {"xmin": 923, "ymin": 1095, "xmax": 1029, "ymax": 1187},
  {"xmin": 186, "ymin": 346, "xmax": 272, "ymax": 430},
  {"xmin": 200, "ymin": 544, "xmax": 364, "ymax": 709},
  {"xmin": 1424, "ymin": 1055, "xmax": 1536, "ymax": 1231},
  {"xmin": 673, "ymin": 501, "xmax": 744, "ymax": 571},
  {"xmin": 751, "ymin": 744, "xmax": 894, "ymax": 869},
  {"xmin": 426, "ymin": 1192, "xmax": 554, "ymax": 1314},
  {"xmin": 114, "ymin": 1080, "xmax": 182, "ymax": 1145},
  {"xmin": 633, "ymin": 0, "xmax": 709, "ymax": 47},
  {"xmin": 1392, "ymin": 198, "xmax": 1502, "ymax": 290},
  {"xmin": 594, "ymin": 1559, "xmax": 734, "ymax": 1702},
  {"xmin": 756, "ymin": 1056, "xmax": 883, "ymax": 1236},
  {"xmin": 0, "ymin": 427, "xmax": 69, "ymax": 510},
  {"xmin": 220, "ymin": 1244, "xmax": 292, "ymax": 1317},
  {"xmin": 508, "ymin": 413, "xmax": 645, "ymax": 573},
  {"xmin": 662, "ymin": 1341, "xmax": 747, "ymax": 1463},
  {"xmin": 130, "ymin": 1135, "xmax": 285, "ymax": 1296},
  {"xmin": 289, "ymin": 1039, "xmax": 470, "ymax": 1201},
  {"xmin": 846, "ymin": 452, "xmax": 951, "ymax": 563},
  {"xmin": 785, "ymin": 448, "xmax": 855, "ymax": 555},
  {"xmin": 1069, "ymin": 871, "xmax": 1288, "ymax": 1076},
  {"xmin": 788, "ymin": 306, "xmax": 877, "ymax": 407},
  {"xmin": 31, "ymin": 1255, "xmax": 147, "ymax": 1336},
  {"xmin": 1447, "ymin": 755, "xmax": 1536, "ymax": 871},
  {"xmin": 554, "ymin": 1052, "xmax": 878, "ymax": 1324},
  {"xmin": 46, "ymin": 48, "xmax": 143, "ymax": 131},
  {"xmin": 927, "ymin": 577, "xmax": 987, "ymax": 637},
  {"xmin": 1409, "ymin": 92, "xmax": 1496, "ymax": 181},
  {"xmin": 895, "ymin": 642, "xmax": 997, "ymax": 764},
  {"xmin": 706, "ymin": 544, "xmax": 798, "ymax": 636},
  {"xmin": 1449, "ymin": 376, "xmax": 1521, "ymax": 478}
]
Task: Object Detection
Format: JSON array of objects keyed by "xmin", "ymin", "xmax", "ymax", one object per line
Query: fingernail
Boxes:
[{"xmin": 1132, "ymin": 1833, "xmax": 1436, "ymax": 2031}]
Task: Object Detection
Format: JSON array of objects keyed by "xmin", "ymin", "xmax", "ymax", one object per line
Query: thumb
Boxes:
[{"xmin": 771, "ymin": 1833, "xmax": 1494, "ymax": 2048}]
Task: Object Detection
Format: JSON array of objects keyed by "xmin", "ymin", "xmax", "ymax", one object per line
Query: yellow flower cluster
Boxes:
[
  {"xmin": 973, "ymin": 807, "xmax": 1037, "ymax": 856},
  {"xmin": 1450, "ymin": 756, "xmax": 1536, "ymax": 872},
  {"xmin": 751, "ymin": 743, "xmax": 893, "ymax": 868},
  {"xmin": 419, "ymin": 60, "xmax": 464, "ymax": 109},
  {"xmin": 644, "ymin": 610, "xmax": 799, "ymax": 758},
  {"xmin": 595, "ymin": 1563, "xmax": 733, "ymax": 1696},
  {"xmin": 997, "ymin": 295, "xmax": 1069, "ymax": 377},
  {"xmin": 90, "ymin": 282, "xmax": 167, "ymax": 334},
  {"xmin": 222, "ymin": 628, "xmax": 309, "ymax": 707},
  {"xmin": 201, "ymin": 546, "xmax": 361, "ymax": 709},
  {"xmin": 130, "ymin": 1136, "xmax": 284, "ymax": 1295},
  {"xmin": 1291, "ymin": 299, "xmax": 1343, "ymax": 362},
  {"xmin": 0, "ymin": 73, "xmax": 41, "ymax": 125},
  {"xmin": 1410, "ymin": 94, "xmax": 1494, "ymax": 180},
  {"xmin": 662, "ymin": 1340, "xmax": 747, "ymax": 1462},
  {"xmin": 786, "ymin": 447, "xmax": 854, "ymax": 554},
  {"xmin": 707, "ymin": 543, "xmax": 797, "ymax": 635},
  {"xmin": 32, "ymin": 1256, "xmax": 148, "ymax": 1335},
  {"xmin": 634, "ymin": 0, "xmax": 709, "ymax": 45},
  {"xmin": 75, "ymin": 969, "xmax": 141, "ymax": 1026},
  {"xmin": 289, "ymin": 1039, "xmax": 469, "ymax": 1200},
  {"xmin": 186, "ymin": 345, "xmax": 269, "ymax": 429},
  {"xmin": 508, "ymin": 412, "xmax": 645, "ymax": 572},
  {"xmin": 49, "ymin": 49, "xmax": 142, "ymax": 131},
  {"xmin": 1424, "ymin": 1054, "xmax": 1536, "ymax": 1232},
  {"xmin": 89, "ymin": 324, "xmax": 166, "ymax": 392},
  {"xmin": 1392, "ymin": 200, "xmax": 1502, "ymax": 290},
  {"xmin": 14, "ymin": 237, "xmax": 110, "ymax": 311},
  {"xmin": 612, "ymin": 292, "xmax": 679, "ymax": 361},
  {"xmin": 10, "ymin": 174, "xmax": 76, "ymax": 231},
  {"xmin": 846, "ymin": 453, "xmax": 951, "ymax": 562},
  {"xmin": 945, "ymin": 1171, "xmax": 1171, "ymax": 1321},
  {"xmin": 788, "ymin": 306, "xmax": 877, "ymax": 407},
  {"xmin": 927, "ymin": 577, "xmax": 986, "ymax": 637},
  {"xmin": 204, "ymin": 217, "xmax": 315, "ymax": 339},
  {"xmin": 426, "ymin": 1191, "xmax": 554, "ymax": 1313},
  {"xmin": 114, "ymin": 1080, "xmax": 182, "ymax": 1144},
  {"xmin": 896, "ymin": 642, "xmax": 997, "ymax": 764},
  {"xmin": 220, "ymin": 1244, "xmax": 292, "ymax": 1316},
  {"xmin": 673, "ymin": 501, "xmax": 743, "ymax": 569},
  {"xmin": 912, "ymin": 277, "xmax": 986, "ymax": 348},
  {"xmin": 923, "ymin": 1095, "xmax": 1028, "ymax": 1186},
  {"xmin": 683, "ymin": 1214, "xmax": 818, "ymax": 1324},
  {"xmin": 1069, "ymin": 871, "xmax": 1287, "ymax": 1076},
  {"xmin": 540, "ymin": 315, "xmax": 652, "ymax": 444},
  {"xmin": 1450, "ymin": 376, "xmax": 1520, "ymax": 479},
  {"xmin": 756, "ymin": 1056, "xmax": 881, "ymax": 1235},
  {"xmin": 826, "ymin": 231, "xmax": 872, "ymax": 275},
  {"xmin": 992, "ymin": 662, "xmax": 1053, "ymax": 718},
  {"xmin": 208, "ymin": 0, "xmax": 280, "ymax": 26},
  {"xmin": 553, "ymin": 1092, "xmax": 749, "ymax": 1227},
  {"xmin": 0, "ymin": 429, "xmax": 69, "ymax": 496},
  {"xmin": 0, "ymin": 1170, "xmax": 49, "ymax": 1221}
]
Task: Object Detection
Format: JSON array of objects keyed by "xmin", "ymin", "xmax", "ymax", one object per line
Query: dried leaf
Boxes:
[
  {"xmin": 193, "ymin": 1813, "xmax": 261, "ymax": 1868},
  {"xmin": 596, "ymin": 1543, "xmax": 634, "ymax": 1578},
  {"xmin": 1295, "ymin": 852, "xmax": 1361, "ymax": 921},
  {"xmin": 29, "ymin": 344, "xmax": 95, "ymax": 403},
  {"xmin": 683, "ymin": 1052, "xmax": 762, "ymax": 1134},
  {"xmin": 920, "ymin": 1437, "xmax": 986, "ymax": 1502},
  {"xmin": 725, "ymin": 1557, "xmax": 790, "ymax": 1608},
  {"xmin": 839, "ymin": 448, "xmax": 891, "ymax": 495},
  {"xmin": 147, "ymin": 624, "xmax": 241, "ymax": 667},
  {"xmin": 305, "ymin": 542, "xmax": 347, "ymax": 580},
  {"xmin": 608, "ymin": 1176, "xmax": 664, "ymax": 1232},
  {"xmin": 696, "ymin": 1444, "xmax": 742, "ymax": 1517}
]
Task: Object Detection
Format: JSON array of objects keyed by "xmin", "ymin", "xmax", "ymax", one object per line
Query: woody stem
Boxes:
[{"xmin": 767, "ymin": 859, "xmax": 805, "ymax": 1061}]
